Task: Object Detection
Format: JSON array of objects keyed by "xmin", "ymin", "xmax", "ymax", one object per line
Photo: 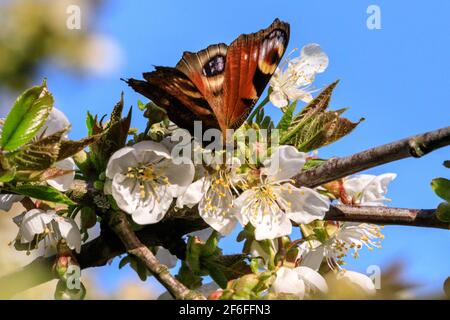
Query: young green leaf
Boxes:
[
  {"xmin": 436, "ymin": 202, "xmax": 450, "ymax": 223},
  {"xmin": 1, "ymin": 81, "xmax": 54, "ymax": 151},
  {"xmin": 431, "ymin": 178, "xmax": 450, "ymax": 202},
  {"xmin": 86, "ymin": 111, "xmax": 95, "ymax": 136},
  {"xmin": 10, "ymin": 185, "xmax": 76, "ymax": 205},
  {"xmin": 276, "ymin": 101, "xmax": 297, "ymax": 132},
  {"xmin": 8, "ymin": 129, "xmax": 65, "ymax": 171},
  {"xmin": 57, "ymin": 133, "xmax": 103, "ymax": 161}
]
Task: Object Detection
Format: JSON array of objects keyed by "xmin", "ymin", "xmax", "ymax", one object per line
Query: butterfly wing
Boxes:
[
  {"xmin": 126, "ymin": 18, "xmax": 290, "ymax": 135},
  {"xmin": 223, "ymin": 18, "xmax": 290, "ymax": 132},
  {"xmin": 125, "ymin": 67, "xmax": 219, "ymax": 134}
]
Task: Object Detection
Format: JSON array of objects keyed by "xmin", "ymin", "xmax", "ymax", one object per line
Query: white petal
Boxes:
[
  {"xmin": 296, "ymin": 43, "xmax": 329, "ymax": 77},
  {"xmin": 343, "ymin": 173, "xmax": 396, "ymax": 206},
  {"xmin": 111, "ymin": 174, "xmax": 172, "ymax": 224},
  {"xmin": 106, "ymin": 147, "xmax": 138, "ymax": 178},
  {"xmin": 176, "ymin": 178, "xmax": 206, "ymax": 209},
  {"xmin": 360, "ymin": 173, "xmax": 396, "ymax": 206},
  {"xmin": 262, "ymin": 145, "xmax": 306, "ymax": 181},
  {"xmin": 47, "ymin": 158, "xmax": 76, "ymax": 191},
  {"xmin": 130, "ymin": 141, "xmax": 171, "ymax": 166},
  {"xmin": 338, "ymin": 270, "xmax": 376, "ymax": 295},
  {"xmin": 277, "ymin": 185, "xmax": 330, "ymax": 224},
  {"xmin": 157, "ymin": 157, "xmax": 195, "ymax": 197},
  {"xmin": 20, "ymin": 209, "xmax": 50, "ymax": 242},
  {"xmin": 269, "ymin": 89, "xmax": 289, "ymax": 109},
  {"xmin": 343, "ymin": 174, "xmax": 376, "ymax": 198},
  {"xmin": 54, "ymin": 217, "xmax": 82, "ymax": 253},
  {"xmin": 38, "ymin": 108, "xmax": 71, "ymax": 138},
  {"xmin": 0, "ymin": 194, "xmax": 24, "ymax": 211},
  {"xmin": 198, "ymin": 181, "xmax": 236, "ymax": 235},
  {"xmin": 155, "ymin": 246, "xmax": 178, "ymax": 268},
  {"xmin": 297, "ymin": 241, "xmax": 325, "ymax": 271},
  {"xmin": 295, "ymin": 266, "xmax": 328, "ymax": 293},
  {"xmin": 253, "ymin": 209, "xmax": 292, "ymax": 241},
  {"xmin": 272, "ymin": 267, "xmax": 305, "ymax": 298}
]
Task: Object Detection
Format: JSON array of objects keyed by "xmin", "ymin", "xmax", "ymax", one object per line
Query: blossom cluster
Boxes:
[{"xmin": 1, "ymin": 43, "xmax": 399, "ymax": 300}]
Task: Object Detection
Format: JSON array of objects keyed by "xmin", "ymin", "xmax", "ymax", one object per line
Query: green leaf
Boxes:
[
  {"xmin": 143, "ymin": 102, "xmax": 168, "ymax": 127},
  {"xmin": 86, "ymin": 112, "xmax": 95, "ymax": 136},
  {"xmin": 431, "ymin": 178, "xmax": 450, "ymax": 202},
  {"xmin": 436, "ymin": 202, "xmax": 450, "ymax": 222},
  {"xmin": 10, "ymin": 185, "xmax": 76, "ymax": 205},
  {"xmin": 57, "ymin": 133, "xmax": 103, "ymax": 161},
  {"xmin": 90, "ymin": 95, "xmax": 132, "ymax": 172},
  {"xmin": 0, "ymin": 167, "xmax": 16, "ymax": 182},
  {"xmin": 137, "ymin": 100, "xmax": 146, "ymax": 111},
  {"xmin": 444, "ymin": 160, "xmax": 450, "ymax": 169},
  {"xmin": 276, "ymin": 101, "xmax": 297, "ymax": 132},
  {"xmin": 8, "ymin": 129, "xmax": 65, "ymax": 171},
  {"xmin": 1, "ymin": 81, "xmax": 53, "ymax": 151},
  {"xmin": 204, "ymin": 260, "xmax": 229, "ymax": 289},
  {"xmin": 0, "ymin": 154, "xmax": 16, "ymax": 182},
  {"xmin": 118, "ymin": 255, "xmax": 131, "ymax": 269}
]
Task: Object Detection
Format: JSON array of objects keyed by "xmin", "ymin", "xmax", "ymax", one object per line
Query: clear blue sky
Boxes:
[{"xmin": 40, "ymin": 0, "xmax": 449, "ymax": 296}]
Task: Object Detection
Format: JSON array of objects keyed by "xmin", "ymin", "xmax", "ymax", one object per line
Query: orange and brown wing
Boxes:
[
  {"xmin": 125, "ymin": 67, "xmax": 219, "ymax": 134},
  {"xmin": 223, "ymin": 19, "xmax": 290, "ymax": 131}
]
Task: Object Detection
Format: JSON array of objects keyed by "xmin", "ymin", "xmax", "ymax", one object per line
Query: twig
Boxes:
[
  {"xmin": 108, "ymin": 210, "xmax": 205, "ymax": 300},
  {"xmin": 294, "ymin": 126, "xmax": 450, "ymax": 188},
  {"xmin": 325, "ymin": 205, "xmax": 448, "ymax": 229}
]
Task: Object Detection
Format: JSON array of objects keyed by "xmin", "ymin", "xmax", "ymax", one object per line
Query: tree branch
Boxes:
[
  {"xmin": 294, "ymin": 126, "xmax": 450, "ymax": 188},
  {"xmin": 107, "ymin": 210, "xmax": 205, "ymax": 300},
  {"xmin": 326, "ymin": 205, "xmax": 448, "ymax": 229},
  {"xmin": 1, "ymin": 204, "xmax": 445, "ymax": 298}
]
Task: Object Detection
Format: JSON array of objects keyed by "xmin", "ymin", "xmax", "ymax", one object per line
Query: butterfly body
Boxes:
[{"xmin": 126, "ymin": 19, "xmax": 290, "ymax": 137}]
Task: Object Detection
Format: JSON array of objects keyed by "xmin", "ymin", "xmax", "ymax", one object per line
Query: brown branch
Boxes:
[
  {"xmin": 294, "ymin": 126, "xmax": 450, "ymax": 188},
  {"xmin": 107, "ymin": 210, "xmax": 205, "ymax": 300},
  {"xmin": 1, "ymin": 204, "xmax": 445, "ymax": 298},
  {"xmin": 325, "ymin": 205, "xmax": 448, "ymax": 229}
]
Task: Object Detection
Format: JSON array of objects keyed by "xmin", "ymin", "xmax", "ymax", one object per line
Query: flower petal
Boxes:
[
  {"xmin": 157, "ymin": 157, "xmax": 195, "ymax": 197},
  {"xmin": 337, "ymin": 270, "xmax": 376, "ymax": 296},
  {"xmin": 47, "ymin": 158, "xmax": 76, "ymax": 191},
  {"xmin": 262, "ymin": 146, "xmax": 306, "ymax": 181},
  {"xmin": 38, "ymin": 108, "xmax": 71, "ymax": 138},
  {"xmin": 20, "ymin": 209, "xmax": 50, "ymax": 243},
  {"xmin": 176, "ymin": 178, "xmax": 206, "ymax": 209},
  {"xmin": 295, "ymin": 266, "xmax": 328, "ymax": 293},
  {"xmin": 277, "ymin": 185, "xmax": 330, "ymax": 224},
  {"xmin": 269, "ymin": 89, "xmax": 289, "ymax": 109},
  {"xmin": 111, "ymin": 174, "xmax": 172, "ymax": 224},
  {"xmin": 198, "ymin": 180, "xmax": 236, "ymax": 235},
  {"xmin": 272, "ymin": 267, "xmax": 305, "ymax": 298},
  {"xmin": 54, "ymin": 217, "xmax": 81, "ymax": 253},
  {"xmin": 106, "ymin": 147, "xmax": 139, "ymax": 178}
]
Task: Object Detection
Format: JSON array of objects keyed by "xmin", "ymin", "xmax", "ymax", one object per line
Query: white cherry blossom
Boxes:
[
  {"xmin": 105, "ymin": 140, "xmax": 194, "ymax": 225},
  {"xmin": 232, "ymin": 146, "xmax": 330, "ymax": 240},
  {"xmin": 271, "ymin": 266, "xmax": 328, "ymax": 299},
  {"xmin": 176, "ymin": 157, "xmax": 242, "ymax": 235},
  {"xmin": 298, "ymin": 222, "xmax": 384, "ymax": 270},
  {"xmin": 336, "ymin": 270, "xmax": 376, "ymax": 296},
  {"xmin": 269, "ymin": 44, "xmax": 329, "ymax": 108},
  {"xmin": 18, "ymin": 209, "xmax": 81, "ymax": 253},
  {"xmin": 341, "ymin": 173, "xmax": 397, "ymax": 206}
]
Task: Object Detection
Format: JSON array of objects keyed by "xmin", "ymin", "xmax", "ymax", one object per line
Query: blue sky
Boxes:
[{"xmin": 27, "ymin": 0, "xmax": 450, "ymax": 296}]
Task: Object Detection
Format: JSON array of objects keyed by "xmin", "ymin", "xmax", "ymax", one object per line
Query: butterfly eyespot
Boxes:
[
  {"xmin": 258, "ymin": 28, "xmax": 288, "ymax": 74},
  {"xmin": 202, "ymin": 55, "xmax": 226, "ymax": 77}
]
